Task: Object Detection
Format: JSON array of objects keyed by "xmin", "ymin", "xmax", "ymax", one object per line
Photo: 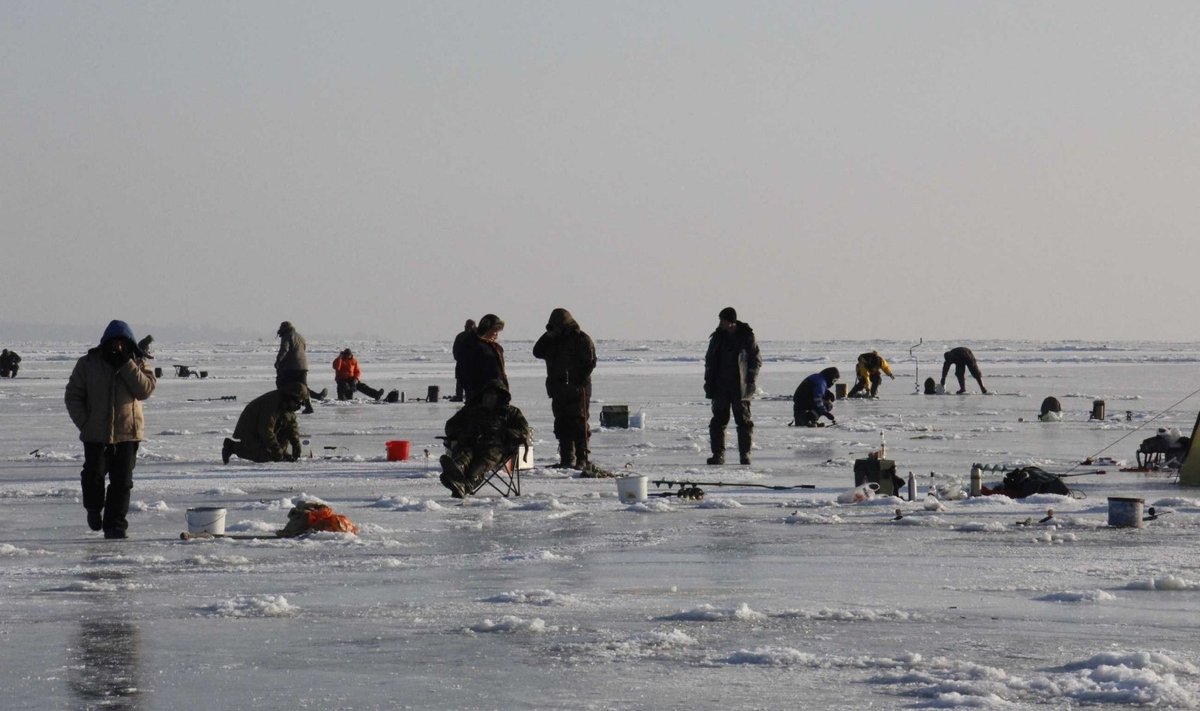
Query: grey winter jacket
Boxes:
[
  {"xmin": 65, "ymin": 351, "xmax": 156, "ymax": 443},
  {"xmin": 276, "ymin": 328, "xmax": 308, "ymax": 371}
]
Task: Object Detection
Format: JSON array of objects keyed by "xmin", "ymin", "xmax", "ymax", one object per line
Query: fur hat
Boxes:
[
  {"xmin": 278, "ymin": 321, "xmax": 294, "ymax": 336},
  {"xmin": 718, "ymin": 307, "xmax": 737, "ymax": 322},
  {"xmin": 820, "ymin": 367, "xmax": 841, "ymax": 382},
  {"xmin": 476, "ymin": 314, "xmax": 505, "ymax": 336}
]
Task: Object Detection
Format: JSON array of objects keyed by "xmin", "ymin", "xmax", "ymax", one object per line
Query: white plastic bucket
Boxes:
[
  {"xmin": 616, "ymin": 475, "xmax": 648, "ymax": 502},
  {"xmin": 1108, "ymin": 497, "xmax": 1144, "ymax": 528},
  {"xmin": 186, "ymin": 507, "xmax": 227, "ymax": 535},
  {"xmin": 516, "ymin": 444, "xmax": 534, "ymax": 470}
]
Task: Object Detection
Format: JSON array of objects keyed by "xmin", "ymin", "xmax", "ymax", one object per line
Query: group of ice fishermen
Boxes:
[{"xmin": 58, "ymin": 311, "xmax": 990, "ymax": 537}]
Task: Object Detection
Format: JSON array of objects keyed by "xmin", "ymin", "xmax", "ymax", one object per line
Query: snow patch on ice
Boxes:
[
  {"xmin": 501, "ymin": 549, "xmax": 572, "ymax": 562},
  {"xmin": 182, "ymin": 554, "xmax": 254, "ymax": 567},
  {"xmin": 697, "ymin": 497, "xmax": 743, "ymax": 509},
  {"xmin": 513, "ymin": 498, "xmax": 572, "ymax": 512},
  {"xmin": 0, "ymin": 487, "xmax": 75, "ymax": 499},
  {"xmin": 1037, "ymin": 590, "xmax": 1118, "ymax": 603},
  {"xmin": 203, "ymin": 594, "xmax": 299, "ymax": 617},
  {"xmin": 775, "ymin": 607, "xmax": 920, "ymax": 622},
  {"xmin": 956, "ymin": 521, "xmax": 1009, "ymax": 532},
  {"xmin": 129, "ymin": 499, "xmax": 170, "ymax": 512},
  {"xmin": 468, "ymin": 615, "xmax": 550, "ymax": 634},
  {"xmin": 370, "ymin": 496, "xmax": 445, "ymax": 512},
  {"xmin": 656, "ymin": 602, "xmax": 765, "ymax": 622},
  {"xmin": 481, "ymin": 589, "xmax": 577, "ymax": 607},
  {"xmin": 1126, "ymin": 576, "xmax": 1200, "ymax": 591},
  {"xmin": 724, "ymin": 646, "xmax": 822, "ymax": 666},
  {"xmin": 784, "ymin": 510, "xmax": 844, "ymax": 524},
  {"xmin": 626, "ymin": 499, "xmax": 675, "ymax": 513},
  {"xmin": 199, "ymin": 487, "xmax": 247, "ymax": 496}
]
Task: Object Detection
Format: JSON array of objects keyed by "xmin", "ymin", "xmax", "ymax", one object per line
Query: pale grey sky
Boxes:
[{"xmin": 3, "ymin": 1, "xmax": 1197, "ymax": 343}]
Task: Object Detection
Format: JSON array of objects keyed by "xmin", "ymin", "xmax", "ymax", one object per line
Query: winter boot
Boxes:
[
  {"xmin": 707, "ymin": 427, "xmax": 725, "ymax": 465},
  {"xmin": 737, "ymin": 427, "xmax": 752, "ymax": 465},
  {"xmin": 573, "ymin": 440, "xmax": 589, "ymax": 469},
  {"xmin": 553, "ymin": 441, "xmax": 575, "ymax": 469}
]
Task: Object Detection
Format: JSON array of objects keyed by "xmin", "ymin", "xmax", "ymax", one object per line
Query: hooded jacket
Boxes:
[
  {"xmin": 704, "ymin": 321, "xmax": 762, "ymax": 400},
  {"xmin": 65, "ymin": 330, "xmax": 157, "ymax": 444},
  {"xmin": 532, "ymin": 308, "xmax": 596, "ymax": 399}
]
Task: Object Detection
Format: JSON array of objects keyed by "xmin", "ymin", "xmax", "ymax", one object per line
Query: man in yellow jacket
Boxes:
[
  {"xmin": 65, "ymin": 320, "xmax": 157, "ymax": 539},
  {"xmin": 847, "ymin": 350, "xmax": 895, "ymax": 399}
]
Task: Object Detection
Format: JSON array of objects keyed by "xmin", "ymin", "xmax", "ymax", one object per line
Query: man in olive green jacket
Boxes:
[
  {"xmin": 65, "ymin": 320, "xmax": 157, "ymax": 539},
  {"xmin": 223, "ymin": 383, "xmax": 306, "ymax": 464}
]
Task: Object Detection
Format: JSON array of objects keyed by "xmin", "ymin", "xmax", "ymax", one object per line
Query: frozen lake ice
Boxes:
[{"xmin": 3, "ymin": 338, "xmax": 1200, "ymax": 709}]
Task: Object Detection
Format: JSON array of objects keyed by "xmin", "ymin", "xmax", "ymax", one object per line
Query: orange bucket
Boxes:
[{"xmin": 385, "ymin": 440, "xmax": 410, "ymax": 461}]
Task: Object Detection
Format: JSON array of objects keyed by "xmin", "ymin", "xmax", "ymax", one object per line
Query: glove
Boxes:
[
  {"xmin": 889, "ymin": 373, "xmax": 896, "ymax": 380},
  {"xmin": 102, "ymin": 342, "xmax": 132, "ymax": 368},
  {"xmin": 704, "ymin": 383, "xmax": 714, "ymax": 399}
]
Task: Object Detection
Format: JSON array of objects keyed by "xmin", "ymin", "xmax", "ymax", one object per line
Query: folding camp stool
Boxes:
[
  {"xmin": 463, "ymin": 445, "xmax": 523, "ymax": 498},
  {"xmin": 438, "ymin": 437, "xmax": 523, "ymax": 498}
]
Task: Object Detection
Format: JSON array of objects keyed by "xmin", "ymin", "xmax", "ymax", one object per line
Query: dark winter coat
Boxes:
[
  {"xmin": 233, "ymin": 390, "xmax": 301, "ymax": 462},
  {"xmin": 532, "ymin": 309, "xmax": 596, "ymax": 399},
  {"xmin": 704, "ymin": 322, "xmax": 761, "ymax": 400},
  {"xmin": 444, "ymin": 382, "xmax": 530, "ymax": 452},
  {"xmin": 65, "ymin": 350, "xmax": 157, "ymax": 444},
  {"xmin": 459, "ymin": 336, "xmax": 507, "ymax": 400},
  {"xmin": 452, "ymin": 327, "xmax": 475, "ymax": 381}
]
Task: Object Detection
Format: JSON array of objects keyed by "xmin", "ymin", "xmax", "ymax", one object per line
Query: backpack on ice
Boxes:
[
  {"xmin": 277, "ymin": 501, "xmax": 358, "ymax": 537},
  {"xmin": 1002, "ymin": 467, "xmax": 1070, "ymax": 498}
]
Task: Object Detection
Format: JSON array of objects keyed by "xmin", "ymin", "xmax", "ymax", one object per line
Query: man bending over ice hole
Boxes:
[
  {"xmin": 440, "ymin": 380, "xmax": 531, "ymax": 498},
  {"xmin": 941, "ymin": 347, "xmax": 988, "ymax": 394},
  {"xmin": 793, "ymin": 367, "xmax": 840, "ymax": 427},
  {"xmin": 222, "ymin": 382, "xmax": 306, "ymax": 464}
]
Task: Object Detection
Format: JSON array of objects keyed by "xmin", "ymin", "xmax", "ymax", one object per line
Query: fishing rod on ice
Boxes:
[
  {"xmin": 651, "ymin": 478, "xmax": 815, "ymax": 500},
  {"xmin": 1058, "ymin": 382, "xmax": 1200, "ymax": 478}
]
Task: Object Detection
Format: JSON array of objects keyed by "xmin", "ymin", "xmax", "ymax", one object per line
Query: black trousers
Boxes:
[{"xmin": 81, "ymin": 442, "xmax": 138, "ymax": 535}]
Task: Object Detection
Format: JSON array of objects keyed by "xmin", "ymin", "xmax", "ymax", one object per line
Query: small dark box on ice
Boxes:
[{"xmin": 600, "ymin": 405, "xmax": 629, "ymax": 428}]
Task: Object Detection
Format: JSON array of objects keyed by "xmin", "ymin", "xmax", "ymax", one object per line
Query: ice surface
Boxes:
[{"xmin": 2, "ymin": 339, "xmax": 1200, "ymax": 709}]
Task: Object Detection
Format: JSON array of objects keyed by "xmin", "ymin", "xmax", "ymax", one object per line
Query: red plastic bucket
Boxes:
[{"xmin": 385, "ymin": 440, "xmax": 410, "ymax": 461}]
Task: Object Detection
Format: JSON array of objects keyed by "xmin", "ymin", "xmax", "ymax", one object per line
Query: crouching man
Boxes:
[
  {"xmin": 439, "ymin": 380, "xmax": 531, "ymax": 498},
  {"xmin": 222, "ymin": 383, "xmax": 305, "ymax": 463}
]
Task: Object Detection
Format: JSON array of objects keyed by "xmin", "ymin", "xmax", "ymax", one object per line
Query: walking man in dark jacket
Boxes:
[
  {"xmin": 64, "ymin": 320, "xmax": 157, "ymax": 538},
  {"xmin": 704, "ymin": 307, "xmax": 762, "ymax": 465},
  {"xmin": 941, "ymin": 346, "xmax": 988, "ymax": 394},
  {"xmin": 533, "ymin": 308, "xmax": 597, "ymax": 468}
]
